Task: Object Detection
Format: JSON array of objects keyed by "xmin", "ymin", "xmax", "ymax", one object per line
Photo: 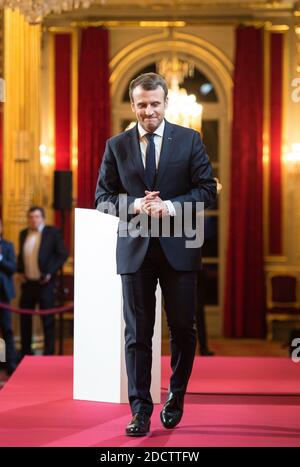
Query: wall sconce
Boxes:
[
  {"xmin": 283, "ymin": 143, "xmax": 300, "ymax": 177},
  {"xmin": 39, "ymin": 144, "xmax": 54, "ymax": 167},
  {"xmin": 285, "ymin": 143, "xmax": 300, "ymax": 163}
]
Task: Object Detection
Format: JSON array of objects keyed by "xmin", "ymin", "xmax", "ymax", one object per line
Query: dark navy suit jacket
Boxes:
[
  {"xmin": 95, "ymin": 119, "xmax": 217, "ymax": 274},
  {"xmin": 17, "ymin": 225, "xmax": 68, "ymax": 279},
  {"xmin": 0, "ymin": 239, "xmax": 17, "ymax": 301}
]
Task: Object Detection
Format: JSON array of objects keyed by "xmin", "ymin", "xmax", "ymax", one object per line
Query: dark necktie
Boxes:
[{"xmin": 145, "ymin": 133, "xmax": 156, "ymax": 190}]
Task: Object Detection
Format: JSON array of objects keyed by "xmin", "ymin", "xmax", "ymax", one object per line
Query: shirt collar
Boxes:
[
  {"xmin": 137, "ymin": 118, "xmax": 165, "ymax": 139},
  {"xmin": 29, "ymin": 223, "xmax": 45, "ymax": 233}
]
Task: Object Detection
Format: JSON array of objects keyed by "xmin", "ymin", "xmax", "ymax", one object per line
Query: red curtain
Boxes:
[
  {"xmin": 55, "ymin": 34, "xmax": 71, "ymax": 171},
  {"xmin": 269, "ymin": 33, "xmax": 283, "ymax": 255},
  {"xmin": 0, "ymin": 106, "xmax": 3, "ymax": 217},
  {"xmin": 223, "ymin": 27, "xmax": 266, "ymax": 338},
  {"xmin": 77, "ymin": 28, "xmax": 111, "ymax": 208},
  {"xmin": 54, "ymin": 33, "xmax": 71, "ymax": 249}
]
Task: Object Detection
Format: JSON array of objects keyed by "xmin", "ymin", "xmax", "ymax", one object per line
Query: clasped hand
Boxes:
[{"xmin": 139, "ymin": 191, "xmax": 169, "ymax": 218}]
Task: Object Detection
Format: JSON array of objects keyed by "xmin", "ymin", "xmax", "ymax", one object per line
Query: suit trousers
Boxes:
[
  {"xmin": 20, "ymin": 280, "xmax": 56, "ymax": 356},
  {"xmin": 121, "ymin": 238, "xmax": 197, "ymax": 417}
]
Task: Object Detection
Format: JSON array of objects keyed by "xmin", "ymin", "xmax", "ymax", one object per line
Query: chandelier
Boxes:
[
  {"xmin": 0, "ymin": 0, "xmax": 93, "ymax": 24},
  {"xmin": 157, "ymin": 53, "xmax": 203, "ymax": 133}
]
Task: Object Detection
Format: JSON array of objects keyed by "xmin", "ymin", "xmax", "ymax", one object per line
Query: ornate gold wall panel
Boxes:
[
  {"xmin": 0, "ymin": 10, "xmax": 4, "ymax": 214},
  {"xmin": 3, "ymin": 9, "xmax": 41, "ymax": 247},
  {"xmin": 0, "ymin": 10, "xmax": 3, "ymax": 78}
]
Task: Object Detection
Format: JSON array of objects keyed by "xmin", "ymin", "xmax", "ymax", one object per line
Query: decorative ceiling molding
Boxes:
[
  {"xmin": 0, "ymin": 0, "xmax": 297, "ymax": 26},
  {"xmin": 43, "ymin": 0, "xmax": 297, "ymax": 26}
]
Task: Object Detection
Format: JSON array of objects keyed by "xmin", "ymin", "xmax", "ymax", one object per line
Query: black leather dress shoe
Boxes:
[
  {"xmin": 160, "ymin": 392, "xmax": 184, "ymax": 429},
  {"xmin": 125, "ymin": 412, "xmax": 151, "ymax": 437}
]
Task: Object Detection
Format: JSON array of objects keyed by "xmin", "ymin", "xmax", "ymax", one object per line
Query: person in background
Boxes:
[
  {"xmin": 0, "ymin": 218, "xmax": 18, "ymax": 375},
  {"xmin": 17, "ymin": 206, "xmax": 68, "ymax": 357}
]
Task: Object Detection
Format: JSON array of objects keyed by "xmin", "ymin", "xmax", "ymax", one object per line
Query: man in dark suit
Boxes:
[
  {"xmin": 0, "ymin": 219, "xmax": 18, "ymax": 375},
  {"xmin": 95, "ymin": 73, "xmax": 217, "ymax": 436},
  {"xmin": 17, "ymin": 206, "xmax": 68, "ymax": 357}
]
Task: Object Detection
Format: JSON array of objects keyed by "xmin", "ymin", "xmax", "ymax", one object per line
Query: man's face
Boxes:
[
  {"xmin": 28, "ymin": 210, "xmax": 44, "ymax": 230},
  {"xmin": 130, "ymin": 85, "xmax": 168, "ymax": 133}
]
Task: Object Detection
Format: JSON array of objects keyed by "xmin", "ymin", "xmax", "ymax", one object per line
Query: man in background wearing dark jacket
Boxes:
[
  {"xmin": 0, "ymin": 218, "xmax": 18, "ymax": 375},
  {"xmin": 18, "ymin": 206, "xmax": 68, "ymax": 357}
]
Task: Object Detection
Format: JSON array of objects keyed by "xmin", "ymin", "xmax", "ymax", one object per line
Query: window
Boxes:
[{"xmin": 122, "ymin": 63, "xmax": 218, "ymax": 103}]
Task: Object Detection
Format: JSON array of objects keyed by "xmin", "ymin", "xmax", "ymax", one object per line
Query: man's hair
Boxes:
[
  {"xmin": 28, "ymin": 206, "xmax": 45, "ymax": 218},
  {"xmin": 129, "ymin": 72, "xmax": 168, "ymax": 102}
]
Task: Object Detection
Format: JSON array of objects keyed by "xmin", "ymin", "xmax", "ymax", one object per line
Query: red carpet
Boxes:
[
  {"xmin": 162, "ymin": 356, "xmax": 300, "ymax": 395},
  {"xmin": 0, "ymin": 356, "xmax": 300, "ymax": 447}
]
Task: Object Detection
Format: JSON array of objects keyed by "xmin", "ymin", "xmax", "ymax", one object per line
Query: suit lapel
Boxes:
[
  {"xmin": 155, "ymin": 120, "xmax": 175, "ymax": 189},
  {"xmin": 127, "ymin": 124, "xmax": 146, "ymax": 187},
  {"xmin": 126, "ymin": 119, "xmax": 175, "ymax": 190},
  {"xmin": 21, "ymin": 229, "xmax": 28, "ymax": 253},
  {"xmin": 38, "ymin": 226, "xmax": 48, "ymax": 262}
]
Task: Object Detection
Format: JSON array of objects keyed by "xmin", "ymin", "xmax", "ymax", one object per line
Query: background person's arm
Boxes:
[
  {"xmin": 0, "ymin": 242, "xmax": 17, "ymax": 275},
  {"xmin": 45, "ymin": 229, "xmax": 68, "ymax": 278}
]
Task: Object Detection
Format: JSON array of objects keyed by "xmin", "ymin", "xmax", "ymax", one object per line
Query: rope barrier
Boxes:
[{"xmin": 0, "ymin": 302, "xmax": 73, "ymax": 315}]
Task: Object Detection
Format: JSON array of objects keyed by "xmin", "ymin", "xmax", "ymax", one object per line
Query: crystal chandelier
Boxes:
[
  {"xmin": 0, "ymin": 0, "xmax": 93, "ymax": 24},
  {"xmin": 157, "ymin": 53, "xmax": 203, "ymax": 132},
  {"xmin": 158, "ymin": 54, "xmax": 194, "ymax": 91}
]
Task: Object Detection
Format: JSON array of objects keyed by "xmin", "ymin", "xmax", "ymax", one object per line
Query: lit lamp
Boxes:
[
  {"xmin": 166, "ymin": 87, "xmax": 203, "ymax": 132},
  {"xmin": 157, "ymin": 53, "xmax": 203, "ymax": 133},
  {"xmin": 39, "ymin": 144, "xmax": 54, "ymax": 167},
  {"xmin": 284, "ymin": 143, "xmax": 300, "ymax": 179},
  {"xmin": 39, "ymin": 144, "xmax": 54, "ymax": 208},
  {"xmin": 285, "ymin": 143, "xmax": 300, "ymax": 163}
]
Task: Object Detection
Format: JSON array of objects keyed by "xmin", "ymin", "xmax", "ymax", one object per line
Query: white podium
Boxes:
[{"xmin": 73, "ymin": 208, "xmax": 161, "ymax": 403}]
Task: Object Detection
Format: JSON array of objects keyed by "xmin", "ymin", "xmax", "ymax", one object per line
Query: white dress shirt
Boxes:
[
  {"xmin": 134, "ymin": 119, "xmax": 175, "ymax": 216},
  {"xmin": 23, "ymin": 223, "xmax": 45, "ymax": 280}
]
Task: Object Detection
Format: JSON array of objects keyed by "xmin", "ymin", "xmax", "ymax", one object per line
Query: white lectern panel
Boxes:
[{"xmin": 73, "ymin": 208, "xmax": 161, "ymax": 403}]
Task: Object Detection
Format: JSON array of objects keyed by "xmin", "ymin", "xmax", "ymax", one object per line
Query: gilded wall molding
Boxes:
[
  {"xmin": 44, "ymin": 0, "xmax": 297, "ymax": 27},
  {"xmin": 3, "ymin": 9, "xmax": 42, "ymax": 247},
  {"xmin": 109, "ymin": 32, "xmax": 233, "ymax": 117}
]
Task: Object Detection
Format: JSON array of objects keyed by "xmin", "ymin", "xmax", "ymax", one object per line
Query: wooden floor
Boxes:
[
  {"xmin": 194, "ymin": 337, "xmax": 289, "ymax": 357},
  {"xmin": 0, "ymin": 337, "xmax": 289, "ymax": 388}
]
